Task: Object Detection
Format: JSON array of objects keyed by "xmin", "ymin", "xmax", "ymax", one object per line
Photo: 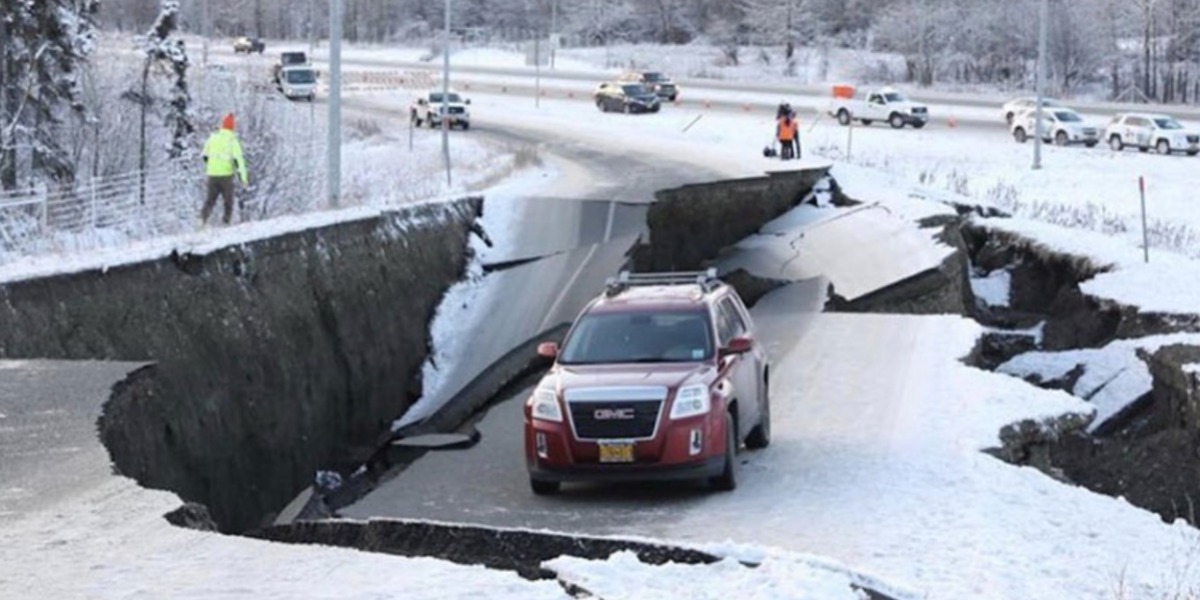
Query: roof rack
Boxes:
[{"xmin": 604, "ymin": 269, "xmax": 721, "ymax": 296}]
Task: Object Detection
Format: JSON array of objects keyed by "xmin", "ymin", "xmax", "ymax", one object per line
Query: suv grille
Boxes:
[
  {"xmin": 912, "ymin": 106, "xmax": 927, "ymax": 114},
  {"xmin": 447, "ymin": 106, "xmax": 465, "ymax": 115},
  {"xmin": 1187, "ymin": 135, "xmax": 1199, "ymax": 144},
  {"xmin": 569, "ymin": 400, "xmax": 661, "ymax": 440}
]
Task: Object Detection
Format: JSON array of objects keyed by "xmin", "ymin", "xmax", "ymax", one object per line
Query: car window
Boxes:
[
  {"xmin": 1154, "ymin": 118, "xmax": 1183, "ymax": 130},
  {"xmin": 868, "ymin": 94, "xmax": 882, "ymax": 104},
  {"xmin": 622, "ymin": 84, "xmax": 649, "ymax": 96},
  {"xmin": 559, "ymin": 310, "xmax": 714, "ymax": 364},
  {"xmin": 720, "ymin": 298, "xmax": 749, "ymax": 338},
  {"xmin": 884, "ymin": 92, "xmax": 905, "ymax": 102},
  {"xmin": 1055, "ymin": 111, "xmax": 1081, "ymax": 122}
]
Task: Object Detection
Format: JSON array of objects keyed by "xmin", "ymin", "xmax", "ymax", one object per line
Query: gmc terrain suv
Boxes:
[{"xmin": 524, "ymin": 270, "xmax": 771, "ymax": 495}]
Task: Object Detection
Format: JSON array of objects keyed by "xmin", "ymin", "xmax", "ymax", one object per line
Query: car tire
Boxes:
[
  {"xmin": 462, "ymin": 121, "xmax": 470, "ymax": 131},
  {"xmin": 710, "ymin": 411, "xmax": 738, "ymax": 492},
  {"xmin": 596, "ymin": 99, "xmax": 606, "ymax": 112},
  {"xmin": 889, "ymin": 113, "xmax": 905, "ymax": 129},
  {"xmin": 861, "ymin": 119, "xmax": 873, "ymax": 126},
  {"xmin": 1109, "ymin": 135, "xmax": 1123, "ymax": 151},
  {"xmin": 623, "ymin": 103, "xmax": 632, "ymax": 115},
  {"xmin": 912, "ymin": 121, "xmax": 926, "ymax": 129},
  {"xmin": 1085, "ymin": 141, "xmax": 1098, "ymax": 148},
  {"xmin": 1055, "ymin": 131, "xmax": 1068, "ymax": 146},
  {"xmin": 837, "ymin": 109, "xmax": 851, "ymax": 126},
  {"xmin": 1013, "ymin": 127, "xmax": 1027, "ymax": 143},
  {"xmin": 1157, "ymin": 139, "xmax": 1171, "ymax": 155},
  {"xmin": 530, "ymin": 478, "xmax": 560, "ymax": 495},
  {"xmin": 1139, "ymin": 145, "xmax": 1149, "ymax": 153},
  {"xmin": 1188, "ymin": 150, "xmax": 1199, "ymax": 156},
  {"xmin": 745, "ymin": 378, "xmax": 771, "ymax": 450}
]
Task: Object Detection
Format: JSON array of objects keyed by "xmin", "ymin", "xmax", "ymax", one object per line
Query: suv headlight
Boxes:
[
  {"xmin": 670, "ymin": 384, "xmax": 711, "ymax": 420},
  {"xmin": 530, "ymin": 388, "xmax": 562, "ymax": 422}
]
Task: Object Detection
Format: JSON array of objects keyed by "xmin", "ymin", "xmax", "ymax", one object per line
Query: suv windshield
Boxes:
[
  {"xmin": 643, "ymin": 72, "xmax": 666, "ymax": 82},
  {"xmin": 622, "ymin": 84, "xmax": 651, "ymax": 96},
  {"xmin": 429, "ymin": 92, "xmax": 462, "ymax": 103},
  {"xmin": 1154, "ymin": 118, "xmax": 1183, "ymax": 130},
  {"xmin": 559, "ymin": 310, "xmax": 713, "ymax": 364},
  {"xmin": 1054, "ymin": 111, "xmax": 1081, "ymax": 122}
]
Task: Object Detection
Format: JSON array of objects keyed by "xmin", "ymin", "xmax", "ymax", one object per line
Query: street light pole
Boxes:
[
  {"xmin": 202, "ymin": 0, "xmax": 210, "ymax": 66},
  {"xmin": 1033, "ymin": 0, "xmax": 1047, "ymax": 170},
  {"xmin": 550, "ymin": 0, "xmax": 557, "ymax": 69},
  {"xmin": 328, "ymin": 0, "xmax": 342, "ymax": 208},
  {"xmin": 442, "ymin": 0, "xmax": 452, "ymax": 187}
]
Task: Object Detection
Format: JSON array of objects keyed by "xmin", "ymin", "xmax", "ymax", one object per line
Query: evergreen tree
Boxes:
[{"xmin": 0, "ymin": 0, "xmax": 100, "ymax": 190}]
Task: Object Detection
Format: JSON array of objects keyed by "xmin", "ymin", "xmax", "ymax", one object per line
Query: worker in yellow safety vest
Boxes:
[{"xmin": 200, "ymin": 113, "xmax": 249, "ymax": 226}]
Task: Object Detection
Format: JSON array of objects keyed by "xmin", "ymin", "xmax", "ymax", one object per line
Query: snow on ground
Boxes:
[
  {"xmin": 0, "ymin": 477, "xmax": 565, "ymax": 600},
  {"xmin": 970, "ymin": 267, "xmax": 1012, "ymax": 308},
  {"xmin": 976, "ymin": 216, "xmax": 1200, "ymax": 315},
  {"xmin": 546, "ymin": 550, "xmax": 862, "ymax": 600},
  {"xmin": 998, "ymin": 333, "xmax": 1200, "ymax": 433},
  {"xmin": 1185, "ymin": 363, "xmax": 1200, "ymax": 376}
]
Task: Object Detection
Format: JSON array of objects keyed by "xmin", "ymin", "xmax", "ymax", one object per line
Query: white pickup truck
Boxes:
[
  {"xmin": 410, "ymin": 90, "xmax": 471, "ymax": 130},
  {"xmin": 828, "ymin": 87, "xmax": 929, "ymax": 129},
  {"xmin": 277, "ymin": 65, "xmax": 317, "ymax": 102}
]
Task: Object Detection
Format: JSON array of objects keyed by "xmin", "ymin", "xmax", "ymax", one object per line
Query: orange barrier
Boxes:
[{"xmin": 832, "ymin": 84, "xmax": 855, "ymax": 99}]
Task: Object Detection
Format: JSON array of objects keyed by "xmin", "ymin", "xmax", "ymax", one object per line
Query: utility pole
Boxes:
[
  {"xmin": 442, "ymin": 0, "xmax": 452, "ymax": 187},
  {"xmin": 535, "ymin": 33, "xmax": 541, "ymax": 108},
  {"xmin": 328, "ymin": 0, "xmax": 342, "ymax": 208},
  {"xmin": 1033, "ymin": 0, "xmax": 1047, "ymax": 170},
  {"xmin": 309, "ymin": 0, "xmax": 316, "ymax": 53},
  {"xmin": 202, "ymin": 0, "xmax": 210, "ymax": 66},
  {"xmin": 550, "ymin": 0, "xmax": 557, "ymax": 69}
]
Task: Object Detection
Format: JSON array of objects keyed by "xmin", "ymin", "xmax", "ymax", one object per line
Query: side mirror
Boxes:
[
  {"xmin": 537, "ymin": 342, "xmax": 559, "ymax": 359},
  {"xmin": 721, "ymin": 337, "xmax": 753, "ymax": 356},
  {"xmin": 465, "ymin": 98, "xmax": 471, "ymax": 105}
]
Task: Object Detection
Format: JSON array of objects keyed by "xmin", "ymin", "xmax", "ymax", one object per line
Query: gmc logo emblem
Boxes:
[{"xmin": 594, "ymin": 408, "xmax": 635, "ymax": 420}]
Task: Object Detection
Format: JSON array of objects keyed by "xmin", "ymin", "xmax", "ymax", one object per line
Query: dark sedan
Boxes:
[{"xmin": 594, "ymin": 82, "xmax": 661, "ymax": 114}]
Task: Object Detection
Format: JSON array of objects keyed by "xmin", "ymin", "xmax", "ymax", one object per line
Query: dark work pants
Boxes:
[{"xmin": 202, "ymin": 176, "xmax": 235, "ymax": 225}]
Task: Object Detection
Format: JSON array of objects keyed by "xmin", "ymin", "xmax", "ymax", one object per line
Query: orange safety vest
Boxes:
[{"xmin": 777, "ymin": 117, "xmax": 798, "ymax": 141}]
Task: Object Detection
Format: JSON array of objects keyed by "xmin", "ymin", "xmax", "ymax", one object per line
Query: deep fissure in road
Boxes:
[{"xmin": 958, "ymin": 223, "xmax": 1200, "ymax": 528}]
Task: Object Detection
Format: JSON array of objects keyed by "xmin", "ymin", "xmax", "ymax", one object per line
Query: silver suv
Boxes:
[{"xmin": 1104, "ymin": 113, "xmax": 1200, "ymax": 155}]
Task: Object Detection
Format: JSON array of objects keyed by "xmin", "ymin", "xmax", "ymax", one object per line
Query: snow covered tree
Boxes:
[
  {"xmin": 0, "ymin": 0, "xmax": 100, "ymax": 190},
  {"xmin": 126, "ymin": 1, "xmax": 194, "ymax": 171}
]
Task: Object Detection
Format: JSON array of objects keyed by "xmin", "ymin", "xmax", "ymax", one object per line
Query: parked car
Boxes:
[
  {"xmin": 1010, "ymin": 107, "xmax": 1099, "ymax": 147},
  {"xmin": 233, "ymin": 36, "xmax": 265, "ymax": 54},
  {"xmin": 524, "ymin": 269, "xmax": 771, "ymax": 495},
  {"xmin": 1001, "ymin": 97, "xmax": 1062, "ymax": 124},
  {"xmin": 827, "ymin": 86, "xmax": 928, "ymax": 129},
  {"xmin": 410, "ymin": 90, "xmax": 471, "ymax": 129},
  {"xmin": 277, "ymin": 65, "xmax": 317, "ymax": 102},
  {"xmin": 1104, "ymin": 112, "xmax": 1200, "ymax": 155},
  {"xmin": 618, "ymin": 70, "xmax": 679, "ymax": 101},
  {"xmin": 594, "ymin": 82, "xmax": 661, "ymax": 114}
]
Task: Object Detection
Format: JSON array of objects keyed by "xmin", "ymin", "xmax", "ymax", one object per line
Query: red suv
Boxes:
[{"xmin": 524, "ymin": 270, "xmax": 770, "ymax": 495}]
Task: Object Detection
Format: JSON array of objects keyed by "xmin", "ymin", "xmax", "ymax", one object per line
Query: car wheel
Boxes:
[
  {"xmin": 462, "ymin": 121, "xmax": 470, "ymax": 131},
  {"xmin": 596, "ymin": 99, "xmax": 606, "ymax": 112},
  {"xmin": 912, "ymin": 121, "xmax": 926, "ymax": 129},
  {"xmin": 1055, "ymin": 131, "xmax": 1068, "ymax": 146},
  {"xmin": 1188, "ymin": 150, "xmax": 1199, "ymax": 156},
  {"xmin": 623, "ymin": 103, "xmax": 632, "ymax": 115},
  {"xmin": 745, "ymin": 377, "xmax": 771, "ymax": 450},
  {"xmin": 710, "ymin": 411, "xmax": 738, "ymax": 491},
  {"xmin": 861, "ymin": 119, "xmax": 873, "ymax": 126},
  {"xmin": 889, "ymin": 113, "xmax": 905, "ymax": 129},
  {"xmin": 1109, "ymin": 135, "xmax": 1123, "ymax": 151},
  {"xmin": 1157, "ymin": 139, "xmax": 1171, "ymax": 154},
  {"xmin": 1085, "ymin": 141, "xmax": 1098, "ymax": 148},
  {"xmin": 1013, "ymin": 127, "xmax": 1027, "ymax": 143},
  {"xmin": 1139, "ymin": 145, "xmax": 1149, "ymax": 153},
  {"xmin": 669, "ymin": 94, "xmax": 678, "ymax": 102},
  {"xmin": 837, "ymin": 109, "xmax": 851, "ymax": 126},
  {"xmin": 530, "ymin": 478, "xmax": 560, "ymax": 495}
]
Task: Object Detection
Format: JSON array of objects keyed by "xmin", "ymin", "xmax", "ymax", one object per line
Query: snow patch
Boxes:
[
  {"xmin": 999, "ymin": 333, "xmax": 1200, "ymax": 432},
  {"xmin": 970, "ymin": 268, "xmax": 1011, "ymax": 308}
]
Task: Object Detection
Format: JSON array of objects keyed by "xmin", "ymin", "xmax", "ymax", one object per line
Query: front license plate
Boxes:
[{"xmin": 598, "ymin": 442, "xmax": 634, "ymax": 463}]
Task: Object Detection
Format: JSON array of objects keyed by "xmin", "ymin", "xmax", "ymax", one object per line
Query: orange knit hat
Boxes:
[{"xmin": 221, "ymin": 113, "xmax": 235, "ymax": 130}]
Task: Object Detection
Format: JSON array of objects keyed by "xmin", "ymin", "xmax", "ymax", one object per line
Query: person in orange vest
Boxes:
[{"xmin": 776, "ymin": 113, "xmax": 798, "ymax": 160}]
